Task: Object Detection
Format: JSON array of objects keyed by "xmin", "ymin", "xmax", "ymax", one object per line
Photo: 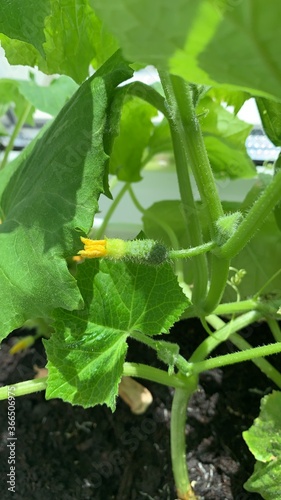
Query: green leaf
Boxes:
[
  {"xmin": 109, "ymin": 95, "xmax": 157, "ymax": 182},
  {"xmin": 0, "ymin": 0, "xmax": 116, "ymax": 82},
  {"xmin": 171, "ymin": 0, "xmax": 281, "ymax": 100},
  {"xmin": 256, "ymin": 98, "xmax": 281, "ymax": 147},
  {"xmin": 0, "ymin": 80, "xmax": 35, "ymax": 125},
  {"xmin": 0, "ymin": 51, "xmax": 133, "ymax": 340},
  {"xmin": 17, "ymin": 76, "xmax": 78, "ymax": 117},
  {"xmin": 90, "ymin": 0, "xmax": 202, "ymax": 66},
  {"xmin": 243, "ymin": 391, "xmax": 281, "ymax": 499},
  {"xmin": 197, "ymin": 96, "xmax": 255, "ymax": 179},
  {"xmin": 0, "ymin": 0, "xmax": 51, "ymax": 57},
  {"xmin": 92, "ymin": 0, "xmax": 281, "ymax": 100},
  {"xmin": 209, "ymin": 87, "xmax": 250, "ymax": 115},
  {"xmin": 44, "ymin": 258, "xmax": 187, "ymax": 409},
  {"xmin": 43, "ymin": 0, "xmax": 100, "ymax": 82}
]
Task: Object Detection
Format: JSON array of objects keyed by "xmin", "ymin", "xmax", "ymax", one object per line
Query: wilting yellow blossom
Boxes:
[{"xmin": 9, "ymin": 335, "xmax": 35, "ymax": 355}]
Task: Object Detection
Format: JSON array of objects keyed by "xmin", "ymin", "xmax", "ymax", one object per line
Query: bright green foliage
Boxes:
[
  {"xmin": 197, "ymin": 96, "xmax": 255, "ymax": 179},
  {"xmin": 109, "ymin": 96, "xmax": 157, "ymax": 182},
  {"xmin": 0, "ymin": 52, "xmax": 133, "ymax": 340},
  {"xmin": 92, "ymin": 0, "xmax": 281, "ymax": 100},
  {"xmin": 209, "ymin": 88, "xmax": 250, "ymax": 115},
  {"xmin": 0, "ymin": 80, "xmax": 35, "ymax": 126},
  {"xmin": 44, "ymin": 259, "xmax": 187, "ymax": 409},
  {"xmin": 17, "ymin": 76, "xmax": 78, "ymax": 117},
  {"xmin": 90, "ymin": 0, "xmax": 202, "ymax": 66},
  {"xmin": 243, "ymin": 391, "xmax": 281, "ymax": 499},
  {"xmin": 171, "ymin": 0, "xmax": 281, "ymax": 100},
  {"xmin": 0, "ymin": 0, "xmax": 113, "ymax": 82},
  {"xmin": 0, "ymin": 76, "xmax": 78, "ymax": 130},
  {"xmin": 0, "ymin": 0, "xmax": 51, "ymax": 56},
  {"xmin": 43, "ymin": 0, "xmax": 100, "ymax": 82}
]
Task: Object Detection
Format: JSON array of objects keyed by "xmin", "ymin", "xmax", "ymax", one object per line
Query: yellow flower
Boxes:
[
  {"xmin": 78, "ymin": 237, "xmax": 127, "ymax": 260},
  {"xmin": 78, "ymin": 237, "xmax": 108, "ymax": 258}
]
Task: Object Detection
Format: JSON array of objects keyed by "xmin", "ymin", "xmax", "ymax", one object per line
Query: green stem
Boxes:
[
  {"xmin": 0, "ymin": 377, "xmax": 47, "ymax": 400},
  {"xmin": 230, "ymin": 333, "xmax": 281, "ymax": 388},
  {"xmin": 0, "ymin": 102, "xmax": 33, "ymax": 171},
  {"xmin": 267, "ymin": 318, "xmax": 281, "ymax": 342},
  {"xmin": 122, "ymin": 362, "xmax": 187, "ymax": 389},
  {"xmin": 213, "ymin": 299, "xmax": 260, "ymax": 315},
  {"xmin": 95, "ymin": 182, "xmax": 130, "ymax": 238},
  {"xmin": 171, "ymin": 379, "xmax": 198, "ymax": 500},
  {"xmin": 158, "ymin": 70, "xmax": 208, "ymax": 304},
  {"xmin": 189, "ymin": 310, "xmax": 262, "ymax": 363},
  {"xmin": 218, "ymin": 168, "xmax": 281, "ymax": 259},
  {"xmin": 167, "ymin": 75, "xmax": 223, "ymax": 232},
  {"xmin": 190, "ymin": 342, "xmax": 281, "ymax": 378},
  {"xmin": 214, "ymin": 299, "xmax": 278, "ymax": 316},
  {"xmin": 206, "ymin": 315, "xmax": 281, "ymax": 387},
  {"xmin": 201, "ymin": 255, "xmax": 230, "ymax": 314},
  {"xmin": 160, "ymin": 72, "xmax": 230, "ymax": 312},
  {"xmin": 124, "ymin": 81, "xmax": 168, "ymax": 117},
  {"xmin": 168, "ymin": 241, "xmax": 216, "ymax": 259}
]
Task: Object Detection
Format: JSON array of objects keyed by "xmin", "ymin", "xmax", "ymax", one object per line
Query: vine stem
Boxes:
[
  {"xmin": 206, "ymin": 315, "xmax": 281, "ymax": 387},
  {"xmin": 168, "ymin": 241, "xmax": 216, "ymax": 259},
  {"xmin": 122, "ymin": 362, "xmax": 187, "ymax": 389},
  {"xmin": 158, "ymin": 70, "xmax": 208, "ymax": 305},
  {"xmin": 189, "ymin": 310, "xmax": 262, "ymax": 362},
  {"xmin": 158, "ymin": 71, "xmax": 231, "ymax": 313},
  {"xmin": 0, "ymin": 102, "xmax": 33, "ymax": 171},
  {"xmin": 171, "ymin": 379, "xmax": 198, "ymax": 500},
  {"xmin": 0, "ymin": 377, "xmax": 48, "ymax": 400},
  {"xmin": 267, "ymin": 318, "xmax": 281, "ymax": 342},
  {"xmin": 167, "ymin": 75, "xmax": 223, "ymax": 231},
  {"xmin": 189, "ymin": 342, "xmax": 281, "ymax": 379}
]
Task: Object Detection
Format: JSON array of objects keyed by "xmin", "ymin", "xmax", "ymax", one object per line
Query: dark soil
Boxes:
[{"xmin": 0, "ymin": 318, "xmax": 279, "ymax": 500}]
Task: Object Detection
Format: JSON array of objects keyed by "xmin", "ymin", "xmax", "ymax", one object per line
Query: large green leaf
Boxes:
[
  {"xmin": 91, "ymin": 0, "xmax": 281, "ymax": 100},
  {"xmin": 109, "ymin": 96, "xmax": 157, "ymax": 182},
  {"xmin": 243, "ymin": 391, "xmax": 281, "ymax": 499},
  {"xmin": 43, "ymin": 0, "xmax": 100, "ymax": 82},
  {"xmin": 17, "ymin": 76, "xmax": 78, "ymax": 117},
  {"xmin": 0, "ymin": 0, "xmax": 115, "ymax": 82},
  {"xmin": 0, "ymin": 52, "xmax": 133, "ymax": 340},
  {"xmin": 0, "ymin": 0, "xmax": 51, "ymax": 56},
  {"xmin": 90, "ymin": 0, "xmax": 202, "ymax": 66},
  {"xmin": 0, "ymin": 76, "xmax": 78, "ymax": 131},
  {"xmin": 44, "ymin": 258, "xmax": 187, "ymax": 409},
  {"xmin": 0, "ymin": 80, "xmax": 35, "ymax": 125}
]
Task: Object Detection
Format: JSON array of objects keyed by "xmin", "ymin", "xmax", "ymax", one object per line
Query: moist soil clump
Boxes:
[{"xmin": 1, "ymin": 318, "xmax": 277, "ymax": 500}]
